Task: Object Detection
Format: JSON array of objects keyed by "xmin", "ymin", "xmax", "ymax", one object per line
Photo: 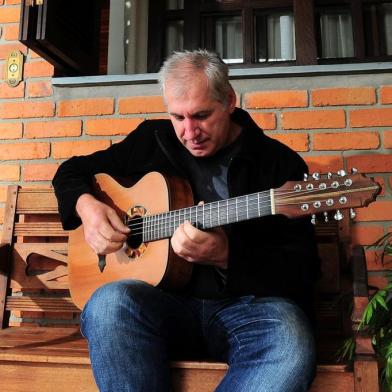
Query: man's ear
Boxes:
[{"xmin": 228, "ymin": 87, "xmax": 237, "ymax": 113}]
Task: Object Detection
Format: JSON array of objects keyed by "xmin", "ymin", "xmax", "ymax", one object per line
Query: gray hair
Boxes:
[{"xmin": 158, "ymin": 49, "xmax": 232, "ymax": 106}]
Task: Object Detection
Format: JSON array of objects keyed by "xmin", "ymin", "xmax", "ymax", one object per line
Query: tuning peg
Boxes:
[
  {"xmin": 312, "ymin": 172, "xmax": 320, "ymax": 180},
  {"xmin": 351, "ymin": 167, "xmax": 358, "ymax": 174},
  {"xmin": 350, "ymin": 208, "xmax": 356, "ymax": 219},
  {"xmin": 334, "ymin": 209, "xmax": 344, "ymax": 221},
  {"xmin": 303, "ymin": 173, "xmax": 308, "ymax": 181},
  {"xmin": 323, "ymin": 211, "xmax": 329, "ymax": 223},
  {"xmin": 311, "ymin": 214, "xmax": 316, "ymax": 225},
  {"xmin": 327, "ymin": 172, "xmax": 333, "ymax": 179},
  {"xmin": 337, "ymin": 169, "xmax": 346, "ymax": 177}
]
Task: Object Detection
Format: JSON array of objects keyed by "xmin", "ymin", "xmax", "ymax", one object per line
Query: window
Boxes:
[{"xmin": 19, "ymin": 0, "xmax": 392, "ymax": 76}]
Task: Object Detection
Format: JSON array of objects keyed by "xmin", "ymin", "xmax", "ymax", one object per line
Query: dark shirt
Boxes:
[{"xmin": 178, "ymin": 135, "xmax": 242, "ymax": 298}]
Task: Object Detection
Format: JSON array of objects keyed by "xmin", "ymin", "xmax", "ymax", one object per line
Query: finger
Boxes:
[
  {"xmin": 171, "ymin": 224, "xmax": 196, "ymax": 258},
  {"xmin": 182, "ymin": 220, "xmax": 207, "ymax": 244},
  {"xmin": 107, "ymin": 209, "xmax": 131, "ymax": 234},
  {"xmin": 99, "ymin": 220, "xmax": 128, "ymax": 243},
  {"xmin": 92, "ymin": 234, "xmax": 124, "ymax": 255}
]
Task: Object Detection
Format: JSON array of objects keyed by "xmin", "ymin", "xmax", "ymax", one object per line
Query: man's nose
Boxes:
[{"xmin": 183, "ymin": 118, "xmax": 200, "ymax": 140}]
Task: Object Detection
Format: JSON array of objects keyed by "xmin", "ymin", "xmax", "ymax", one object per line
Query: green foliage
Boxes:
[{"xmin": 340, "ymin": 233, "xmax": 392, "ymax": 391}]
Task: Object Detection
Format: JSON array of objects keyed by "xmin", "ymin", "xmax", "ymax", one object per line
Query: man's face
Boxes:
[{"xmin": 165, "ymin": 73, "xmax": 238, "ymax": 158}]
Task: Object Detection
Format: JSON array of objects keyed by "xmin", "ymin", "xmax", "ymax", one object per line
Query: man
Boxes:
[{"xmin": 53, "ymin": 50, "xmax": 320, "ymax": 392}]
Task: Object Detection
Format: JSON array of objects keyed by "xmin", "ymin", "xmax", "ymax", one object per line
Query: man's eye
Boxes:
[
  {"xmin": 194, "ymin": 113, "xmax": 209, "ymax": 120},
  {"xmin": 173, "ymin": 115, "xmax": 184, "ymax": 121}
]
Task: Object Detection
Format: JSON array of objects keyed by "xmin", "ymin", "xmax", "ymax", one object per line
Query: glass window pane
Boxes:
[
  {"xmin": 166, "ymin": 0, "xmax": 184, "ymax": 10},
  {"xmin": 165, "ymin": 20, "xmax": 184, "ymax": 57},
  {"xmin": 256, "ymin": 12, "xmax": 295, "ymax": 62},
  {"xmin": 319, "ymin": 10, "xmax": 354, "ymax": 58},
  {"xmin": 214, "ymin": 16, "xmax": 243, "ymax": 64},
  {"xmin": 365, "ymin": 3, "xmax": 392, "ymax": 56},
  {"xmin": 384, "ymin": 4, "xmax": 392, "ymax": 55}
]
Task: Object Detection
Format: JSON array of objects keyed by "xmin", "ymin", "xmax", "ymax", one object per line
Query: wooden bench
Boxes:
[{"xmin": 0, "ymin": 185, "xmax": 379, "ymax": 391}]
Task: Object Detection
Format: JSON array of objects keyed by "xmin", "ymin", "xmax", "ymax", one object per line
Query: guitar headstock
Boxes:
[{"xmin": 274, "ymin": 169, "xmax": 381, "ymax": 221}]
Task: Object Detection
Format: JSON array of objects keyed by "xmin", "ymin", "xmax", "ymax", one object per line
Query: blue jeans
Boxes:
[{"xmin": 81, "ymin": 280, "xmax": 316, "ymax": 392}]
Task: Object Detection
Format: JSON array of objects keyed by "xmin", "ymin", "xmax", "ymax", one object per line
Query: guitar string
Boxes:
[
  {"xmin": 127, "ymin": 190, "xmax": 352, "ymax": 238},
  {"xmin": 125, "ymin": 182, "xmax": 351, "ymax": 236},
  {"xmin": 127, "ymin": 179, "xmax": 352, "ymax": 233}
]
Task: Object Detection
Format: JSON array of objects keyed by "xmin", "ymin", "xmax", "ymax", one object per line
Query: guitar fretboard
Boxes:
[{"xmin": 142, "ymin": 190, "xmax": 273, "ymax": 242}]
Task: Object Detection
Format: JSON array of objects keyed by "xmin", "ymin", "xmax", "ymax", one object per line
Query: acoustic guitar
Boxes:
[{"xmin": 68, "ymin": 171, "xmax": 380, "ymax": 309}]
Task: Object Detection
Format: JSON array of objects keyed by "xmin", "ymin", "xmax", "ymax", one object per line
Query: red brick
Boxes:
[
  {"xmin": 249, "ymin": 113, "xmax": 276, "ymax": 130},
  {"xmin": 0, "ymin": 142, "xmax": 50, "ymax": 160},
  {"xmin": 313, "ymin": 131, "xmax": 379, "ymax": 151},
  {"xmin": 119, "ymin": 96, "xmax": 166, "ymax": 114},
  {"xmin": 85, "ymin": 118, "xmax": 144, "ymax": 136},
  {"xmin": 0, "ymin": 43, "xmax": 27, "ymax": 60},
  {"xmin": 380, "ymin": 86, "xmax": 392, "ymax": 104},
  {"xmin": 368, "ymin": 276, "xmax": 388, "ymax": 290},
  {"xmin": 312, "ymin": 87, "xmax": 376, "ymax": 106},
  {"xmin": 355, "ymin": 201, "xmax": 392, "ymax": 222},
  {"xmin": 0, "ymin": 122, "xmax": 22, "ymax": 139},
  {"xmin": 23, "ymin": 163, "xmax": 59, "ymax": 181},
  {"xmin": 304, "ymin": 155, "xmax": 344, "ymax": 174},
  {"xmin": 365, "ymin": 249, "xmax": 392, "ymax": 271},
  {"xmin": 23, "ymin": 61, "xmax": 54, "ymax": 77},
  {"xmin": 28, "ymin": 50, "xmax": 41, "ymax": 59},
  {"xmin": 0, "ymin": 6, "xmax": 20, "ymax": 23},
  {"xmin": 27, "ymin": 80, "xmax": 53, "ymax": 98},
  {"xmin": 5, "ymin": 0, "xmax": 22, "ymax": 4},
  {"xmin": 0, "ymin": 101, "xmax": 54, "ymax": 119},
  {"xmin": 0, "ymin": 164, "xmax": 19, "ymax": 180},
  {"xmin": 0, "ymin": 208, "xmax": 4, "ymax": 225},
  {"xmin": 269, "ymin": 133, "xmax": 309, "ymax": 152},
  {"xmin": 245, "ymin": 90, "xmax": 308, "ymax": 109},
  {"xmin": 3, "ymin": 23, "xmax": 19, "ymax": 40},
  {"xmin": 350, "ymin": 108, "xmax": 392, "ymax": 127},
  {"xmin": 281, "ymin": 110, "xmax": 346, "ymax": 129},
  {"xmin": 384, "ymin": 131, "xmax": 392, "ymax": 148},
  {"xmin": 52, "ymin": 140, "xmax": 111, "ymax": 159},
  {"xmin": 58, "ymin": 99, "xmax": 114, "ymax": 117},
  {"xmin": 347, "ymin": 154, "xmax": 392, "ymax": 173},
  {"xmin": 373, "ymin": 177, "xmax": 385, "ymax": 197},
  {"xmin": 0, "ymin": 81, "xmax": 24, "ymax": 98},
  {"xmin": 351, "ymin": 225, "xmax": 384, "ymax": 246},
  {"xmin": 24, "ymin": 120, "xmax": 82, "ymax": 138}
]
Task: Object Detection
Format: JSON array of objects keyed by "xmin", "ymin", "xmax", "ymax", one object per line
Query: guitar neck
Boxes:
[{"xmin": 142, "ymin": 189, "xmax": 273, "ymax": 242}]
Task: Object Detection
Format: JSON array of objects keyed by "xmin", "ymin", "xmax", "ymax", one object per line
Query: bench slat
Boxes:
[
  {"xmin": 6, "ymin": 297, "xmax": 80, "ymax": 313},
  {"xmin": 14, "ymin": 222, "xmax": 67, "ymax": 237}
]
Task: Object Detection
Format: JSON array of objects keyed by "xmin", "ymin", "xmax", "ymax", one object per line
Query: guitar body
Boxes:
[{"xmin": 68, "ymin": 172, "xmax": 194, "ymax": 309}]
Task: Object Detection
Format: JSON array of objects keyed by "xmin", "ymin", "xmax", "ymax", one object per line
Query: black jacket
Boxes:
[{"xmin": 53, "ymin": 108, "xmax": 320, "ymax": 314}]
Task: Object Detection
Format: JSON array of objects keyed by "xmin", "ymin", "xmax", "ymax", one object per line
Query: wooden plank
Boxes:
[
  {"xmin": 6, "ymin": 296, "xmax": 79, "ymax": 313},
  {"xmin": 0, "ymin": 362, "xmax": 97, "ymax": 392},
  {"xmin": 16, "ymin": 188, "xmax": 59, "ymax": 214},
  {"xmin": 14, "ymin": 222, "xmax": 67, "ymax": 237}
]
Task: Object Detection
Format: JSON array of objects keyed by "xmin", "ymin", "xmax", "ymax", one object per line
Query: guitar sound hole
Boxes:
[{"xmin": 126, "ymin": 216, "xmax": 143, "ymax": 250}]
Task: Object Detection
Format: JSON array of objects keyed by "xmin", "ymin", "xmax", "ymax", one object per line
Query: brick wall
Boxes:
[{"xmin": 0, "ymin": 1, "xmax": 391, "ymax": 289}]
